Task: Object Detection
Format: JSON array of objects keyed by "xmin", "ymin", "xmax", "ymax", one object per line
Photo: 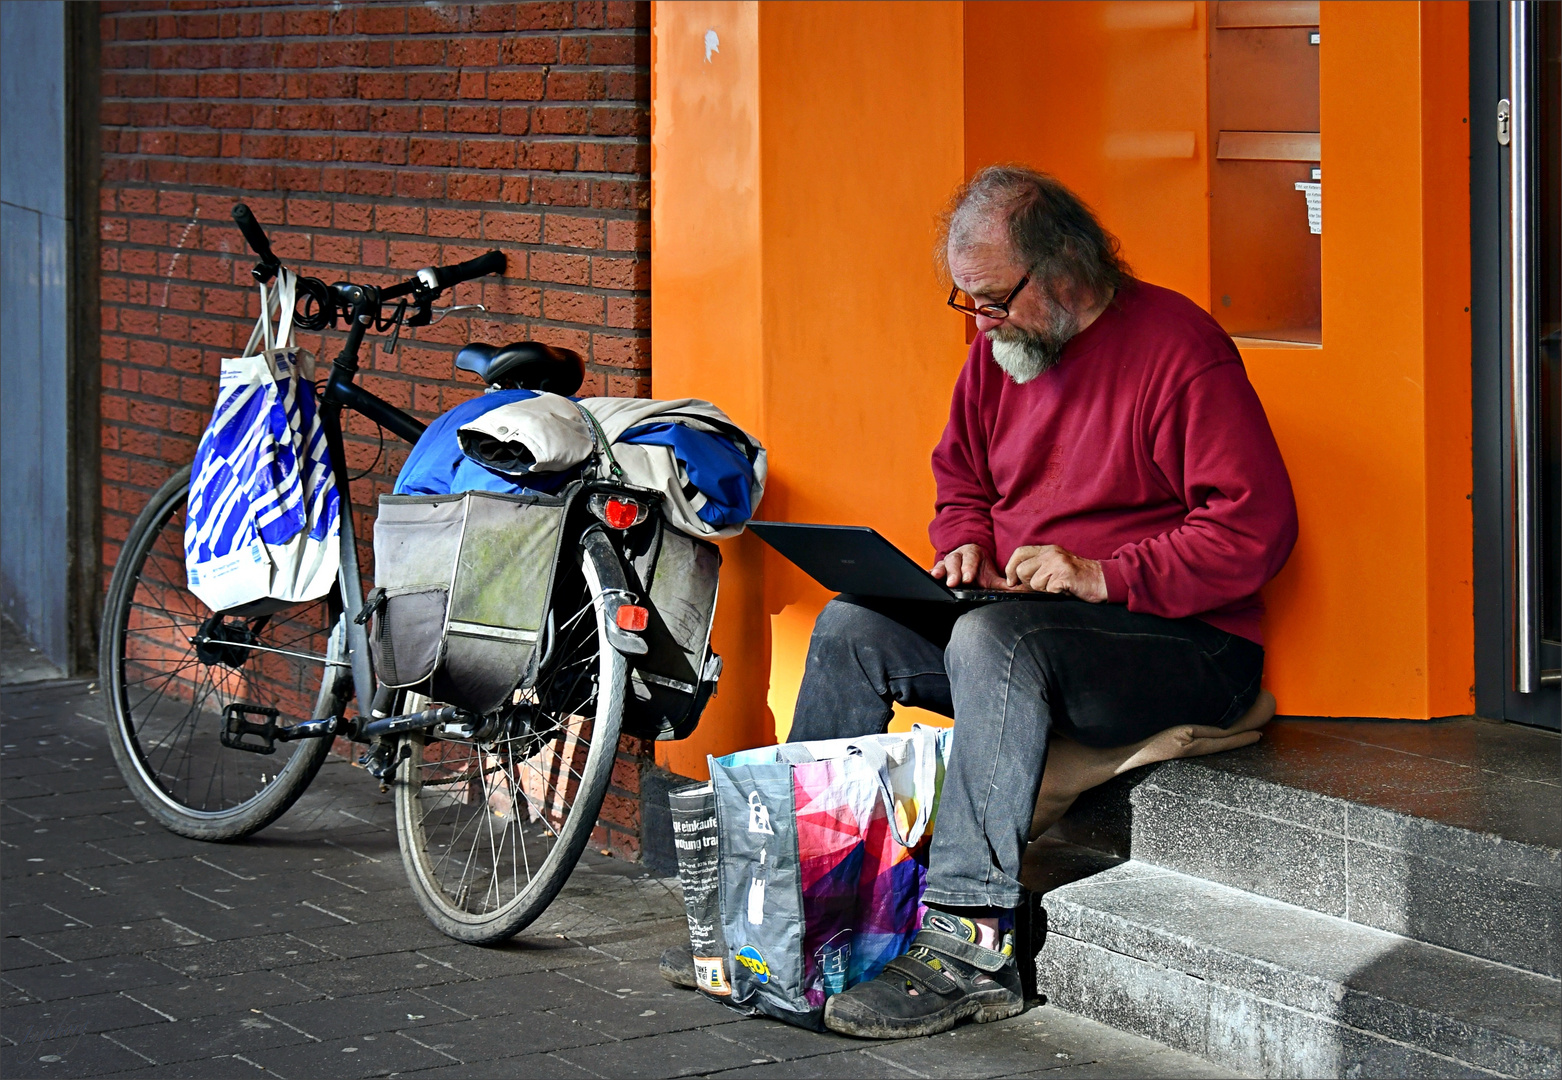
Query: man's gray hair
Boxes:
[{"xmin": 937, "ymin": 165, "xmax": 1130, "ymax": 302}]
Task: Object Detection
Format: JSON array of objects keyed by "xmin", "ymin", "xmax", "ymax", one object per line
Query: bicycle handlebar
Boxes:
[
  {"xmin": 231, "ymin": 203, "xmax": 279, "ymax": 271},
  {"xmin": 432, "ymin": 250, "xmax": 507, "ymax": 290},
  {"xmin": 228, "ymin": 203, "xmax": 506, "ymax": 327}
]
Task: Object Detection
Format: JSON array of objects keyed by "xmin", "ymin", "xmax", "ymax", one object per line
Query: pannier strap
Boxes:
[
  {"xmin": 882, "ymin": 955, "xmax": 958, "ymax": 995},
  {"xmin": 909, "ymin": 929, "xmax": 1011, "ymax": 973},
  {"xmin": 572, "ymin": 402, "xmax": 625, "ymax": 483}
]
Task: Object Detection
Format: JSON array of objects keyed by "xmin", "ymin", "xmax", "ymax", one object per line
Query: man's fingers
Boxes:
[{"xmin": 963, "ymin": 549, "xmax": 991, "ymax": 585}]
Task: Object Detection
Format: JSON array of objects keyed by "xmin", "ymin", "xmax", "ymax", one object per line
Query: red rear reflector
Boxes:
[
  {"xmin": 615, "ymin": 605, "xmax": 649, "ymax": 632},
  {"xmin": 603, "ymin": 498, "xmax": 640, "ymax": 529}
]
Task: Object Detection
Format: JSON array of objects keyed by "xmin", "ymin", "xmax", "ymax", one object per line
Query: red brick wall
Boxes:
[{"xmin": 97, "ymin": 0, "xmax": 654, "ymax": 859}]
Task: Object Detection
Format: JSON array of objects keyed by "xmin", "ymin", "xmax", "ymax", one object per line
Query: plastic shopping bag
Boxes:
[
  {"xmin": 677, "ymin": 725, "xmax": 948, "ymax": 1030},
  {"xmin": 185, "ymin": 270, "xmax": 340, "ymax": 612}
]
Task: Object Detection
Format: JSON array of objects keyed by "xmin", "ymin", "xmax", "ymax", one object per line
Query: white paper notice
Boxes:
[{"xmin": 1295, "ymin": 181, "xmax": 1322, "ymax": 235}]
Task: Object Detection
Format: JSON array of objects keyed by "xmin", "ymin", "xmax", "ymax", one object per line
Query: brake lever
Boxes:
[
  {"xmin": 430, "ymin": 303, "xmax": 487, "ymax": 324},
  {"xmin": 383, "ymin": 299, "xmax": 408, "ymax": 354}
]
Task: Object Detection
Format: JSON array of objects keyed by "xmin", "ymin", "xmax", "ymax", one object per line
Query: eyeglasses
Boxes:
[{"xmin": 947, "ymin": 275, "xmax": 1030, "ymax": 319}]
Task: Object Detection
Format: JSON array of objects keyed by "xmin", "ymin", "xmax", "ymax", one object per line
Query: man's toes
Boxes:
[
  {"xmin": 1231, "ymin": 690, "xmax": 1276, "ymax": 732},
  {"xmin": 1184, "ymin": 729, "xmax": 1263, "ymax": 757}
]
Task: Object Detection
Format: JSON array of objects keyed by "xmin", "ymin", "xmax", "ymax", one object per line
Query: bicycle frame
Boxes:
[{"xmin": 313, "ymin": 288, "xmax": 428, "ymax": 723}]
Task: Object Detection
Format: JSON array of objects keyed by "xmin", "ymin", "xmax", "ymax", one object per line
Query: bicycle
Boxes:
[{"xmin": 102, "ymin": 204, "xmax": 704, "ymax": 944}]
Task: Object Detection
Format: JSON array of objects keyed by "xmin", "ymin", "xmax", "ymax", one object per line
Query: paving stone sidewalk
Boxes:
[{"xmin": 1, "ymin": 677, "xmax": 1235, "ymax": 1080}]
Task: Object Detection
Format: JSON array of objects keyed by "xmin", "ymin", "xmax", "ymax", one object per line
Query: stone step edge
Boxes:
[
  {"xmin": 1135, "ymin": 758, "xmax": 1561, "ymax": 889},
  {"xmin": 1040, "ymin": 932, "xmax": 1519, "ymax": 1080},
  {"xmin": 1038, "ymin": 863, "xmax": 1560, "ymax": 1080}
]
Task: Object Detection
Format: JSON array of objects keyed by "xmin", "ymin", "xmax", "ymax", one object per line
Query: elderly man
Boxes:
[
  {"xmin": 799, "ymin": 165, "xmax": 1298, "ymax": 1039},
  {"xmin": 662, "ymin": 165, "xmax": 1297, "ymax": 1039}
]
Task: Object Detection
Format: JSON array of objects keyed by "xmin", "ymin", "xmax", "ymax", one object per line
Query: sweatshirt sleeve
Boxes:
[
  {"xmin": 929, "ymin": 345, "xmax": 1000, "ymax": 557},
  {"xmin": 1101, "ymin": 362, "xmax": 1298, "ymax": 619}
]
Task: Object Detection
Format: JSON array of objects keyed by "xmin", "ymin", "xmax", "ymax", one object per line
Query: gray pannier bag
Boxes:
[
  {"xmin": 620, "ymin": 514, "xmax": 723, "ymax": 741},
  {"xmin": 363, "ymin": 487, "xmax": 572, "ymax": 715}
]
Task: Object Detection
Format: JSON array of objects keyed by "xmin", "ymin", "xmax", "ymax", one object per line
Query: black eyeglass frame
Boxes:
[{"xmin": 947, "ymin": 274, "xmax": 1030, "ymax": 319}]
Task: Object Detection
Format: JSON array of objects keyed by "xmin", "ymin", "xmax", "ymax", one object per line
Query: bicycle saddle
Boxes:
[{"xmin": 455, "ymin": 341, "xmax": 584, "ymax": 395}]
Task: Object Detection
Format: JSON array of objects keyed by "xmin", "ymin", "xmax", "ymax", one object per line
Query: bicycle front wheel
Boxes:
[
  {"xmin": 395, "ymin": 550, "xmax": 627, "ymax": 944},
  {"xmin": 101, "ymin": 466, "xmax": 350, "ymax": 841}
]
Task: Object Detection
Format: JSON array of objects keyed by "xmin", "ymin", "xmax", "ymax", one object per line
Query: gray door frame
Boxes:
[
  {"xmin": 0, "ymin": 2, "xmax": 99, "ymax": 676},
  {"xmin": 1471, "ymin": 1, "xmax": 1560, "ymax": 729}
]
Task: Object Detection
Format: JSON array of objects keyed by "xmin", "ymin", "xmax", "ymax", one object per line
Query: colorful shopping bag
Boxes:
[
  {"xmin": 679, "ymin": 726, "xmax": 948, "ymax": 1030},
  {"xmin": 185, "ymin": 269, "xmax": 340, "ymax": 611}
]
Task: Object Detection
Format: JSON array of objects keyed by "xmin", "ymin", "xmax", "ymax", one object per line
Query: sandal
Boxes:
[{"xmin": 823, "ymin": 912, "xmax": 1024, "ymax": 1039}]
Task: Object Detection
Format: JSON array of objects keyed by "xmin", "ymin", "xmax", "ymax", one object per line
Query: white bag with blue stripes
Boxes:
[{"xmin": 184, "ymin": 269, "xmax": 340, "ymax": 612}]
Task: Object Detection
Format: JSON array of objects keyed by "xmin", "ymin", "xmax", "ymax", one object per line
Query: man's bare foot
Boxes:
[{"xmin": 1028, "ymin": 690, "xmax": 1276, "ymax": 840}]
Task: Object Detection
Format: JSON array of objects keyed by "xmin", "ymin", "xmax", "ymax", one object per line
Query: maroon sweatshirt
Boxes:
[{"xmin": 930, "ymin": 280, "xmax": 1297, "ymax": 644}]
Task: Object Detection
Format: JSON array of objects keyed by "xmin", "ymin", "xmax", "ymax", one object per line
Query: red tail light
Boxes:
[
  {"xmin": 615, "ymin": 604, "xmax": 649, "ymax": 632},
  {"xmin": 603, "ymin": 498, "xmax": 641, "ymax": 529}
]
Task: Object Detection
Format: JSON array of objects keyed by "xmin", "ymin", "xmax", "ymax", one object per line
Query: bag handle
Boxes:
[
  {"xmin": 273, "ymin": 268, "xmax": 297, "ymax": 350},
  {"xmin": 845, "ymin": 728, "xmax": 941, "ymax": 849}
]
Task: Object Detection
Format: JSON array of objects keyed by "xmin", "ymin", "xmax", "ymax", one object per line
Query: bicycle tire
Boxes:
[
  {"xmin": 395, "ymin": 549, "xmax": 627, "ymax": 944},
  {"xmin": 101, "ymin": 466, "xmax": 350, "ymax": 841}
]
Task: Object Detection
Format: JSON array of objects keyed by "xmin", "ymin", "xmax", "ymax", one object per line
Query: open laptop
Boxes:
[{"xmin": 747, "ymin": 522, "xmax": 1068, "ymax": 604}]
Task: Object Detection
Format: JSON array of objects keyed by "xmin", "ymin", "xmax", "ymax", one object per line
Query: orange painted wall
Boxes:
[
  {"xmin": 1243, "ymin": 2, "xmax": 1472, "ymax": 718},
  {"xmin": 650, "ymin": 2, "xmax": 772, "ymax": 776},
  {"xmin": 964, "ymin": 1, "xmax": 1472, "ymax": 719},
  {"xmin": 652, "ymin": 0, "xmax": 1474, "ymax": 761},
  {"xmin": 965, "ymin": 1, "xmax": 1211, "ymax": 304},
  {"xmin": 651, "ymin": 2, "xmax": 965, "ymax": 775}
]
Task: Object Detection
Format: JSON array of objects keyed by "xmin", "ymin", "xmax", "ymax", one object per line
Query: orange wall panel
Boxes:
[
  {"xmin": 653, "ymin": 0, "xmax": 1475, "ymax": 762},
  {"xmin": 650, "ymin": 2, "xmax": 772, "ymax": 777},
  {"xmin": 1419, "ymin": 1, "xmax": 1475, "ymax": 717},
  {"xmin": 756, "ymin": 1, "xmax": 966, "ymax": 738},
  {"xmin": 1245, "ymin": 1, "xmax": 1472, "ymax": 718},
  {"xmin": 965, "ymin": 1, "xmax": 1210, "ymax": 305},
  {"xmin": 651, "ymin": 1, "xmax": 965, "ymax": 769}
]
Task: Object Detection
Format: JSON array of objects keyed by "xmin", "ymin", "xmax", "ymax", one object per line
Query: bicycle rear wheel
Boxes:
[
  {"xmin": 395, "ymin": 551, "xmax": 626, "ymax": 943},
  {"xmin": 101, "ymin": 466, "xmax": 350, "ymax": 841}
]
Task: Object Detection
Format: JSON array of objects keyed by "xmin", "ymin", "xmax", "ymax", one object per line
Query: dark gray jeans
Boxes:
[{"xmin": 789, "ymin": 596, "xmax": 1264, "ymax": 910}]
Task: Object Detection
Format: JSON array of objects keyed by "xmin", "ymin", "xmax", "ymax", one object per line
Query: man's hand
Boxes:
[
  {"xmin": 931, "ymin": 544, "xmax": 1008, "ymax": 589},
  {"xmin": 1005, "ymin": 544, "xmax": 1108, "ymax": 602}
]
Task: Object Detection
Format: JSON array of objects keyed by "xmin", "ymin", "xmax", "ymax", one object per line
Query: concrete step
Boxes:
[
  {"xmin": 1048, "ymin": 719, "xmax": 1561, "ymax": 977},
  {"xmin": 1036, "ymin": 861, "xmax": 1562, "ymax": 1079}
]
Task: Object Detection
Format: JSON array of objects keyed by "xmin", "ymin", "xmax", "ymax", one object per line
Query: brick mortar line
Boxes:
[
  {"xmin": 102, "ymin": 322, "xmax": 651, "ymax": 343},
  {"xmin": 101, "ymin": 58, "xmax": 652, "ymax": 68},
  {"xmin": 102, "ymin": 191, "xmax": 649, "ymax": 204},
  {"xmin": 101, "ymin": 111, "xmax": 649, "ymax": 119},
  {"xmin": 98, "ymin": 242, "xmax": 649, "ymax": 257},
  {"xmin": 100, "ymin": 28, "xmax": 652, "ymax": 38},
  {"xmin": 99, "ymin": 180, "xmax": 650, "ymax": 197},
  {"xmin": 101, "ymin": 158, "xmax": 651, "ymax": 170},
  {"xmin": 102, "ymin": 135, "xmax": 649, "ymax": 146},
  {"xmin": 101, "ymin": 285, "xmax": 650, "ymax": 302},
  {"xmin": 98, "ymin": 233, "xmax": 652, "ymax": 251}
]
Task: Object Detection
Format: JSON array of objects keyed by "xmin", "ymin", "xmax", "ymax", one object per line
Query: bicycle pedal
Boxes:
[{"xmin": 221, "ymin": 703, "xmax": 280, "ymax": 755}]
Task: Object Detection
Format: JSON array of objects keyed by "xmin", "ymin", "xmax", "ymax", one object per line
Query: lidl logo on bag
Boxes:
[
  {"xmin": 693, "ymin": 956, "xmax": 731, "ymax": 996},
  {"xmin": 735, "ymin": 945, "xmax": 771, "ymax": 983}
]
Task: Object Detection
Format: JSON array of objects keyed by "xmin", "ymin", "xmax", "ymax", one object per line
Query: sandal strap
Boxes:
[
  {"xmin": 910, "ymin": 928, "xmax": 1011, "ymax": 973},
  {"xmin": 882, "ymin": 954, "xmax": 959, "ymax": 996}
]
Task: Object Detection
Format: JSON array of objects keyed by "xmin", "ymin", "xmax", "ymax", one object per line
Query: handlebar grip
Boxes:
[
  {"xmin": 431, "ymin": 250, "xmax": 506, "ymax": 290},
  {"xmin": 231, "ymin": 203, "xmax": 279, "ymax": 267}
]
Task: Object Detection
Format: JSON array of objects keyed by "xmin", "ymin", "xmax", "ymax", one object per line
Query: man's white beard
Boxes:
[
  {"xmin": 989, "ymin": 334, "xmax": 1051, "ymax": 384},
  {"xmin": 987, "ymin": 302, "xmax": 1079, "ymax": 384}
]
